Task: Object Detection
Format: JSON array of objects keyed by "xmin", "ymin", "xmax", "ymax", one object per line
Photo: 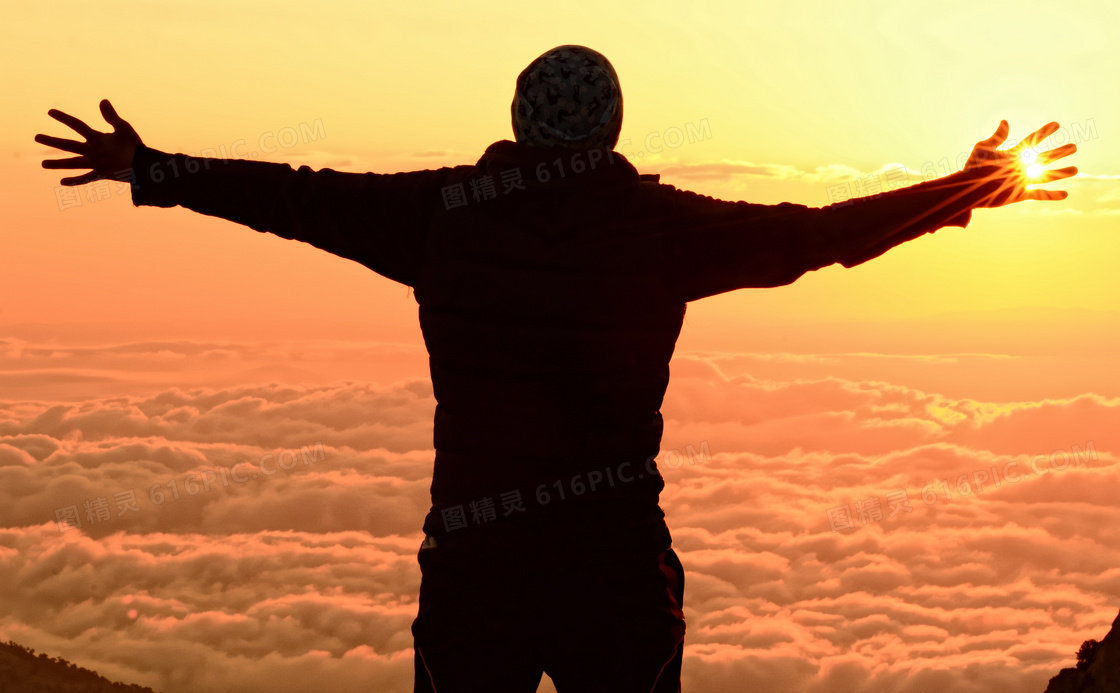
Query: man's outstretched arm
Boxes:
[
  {"xmin": 657, "ymin": 121, "xmax": 1078, "ymax": 303},
  {"xmin": 36, "ymin": 100, "xmax": 461, "ymax": 287}
]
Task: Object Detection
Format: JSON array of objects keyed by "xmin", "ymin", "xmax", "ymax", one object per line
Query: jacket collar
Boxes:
[{"xmin": 475, "ymin": 140, "xmax": 640, "ymax": 192}]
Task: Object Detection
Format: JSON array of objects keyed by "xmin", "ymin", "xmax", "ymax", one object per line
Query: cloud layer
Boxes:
[{"xmin": 0, "ymin": 326, "xmax": 1117, "ymax": 692}]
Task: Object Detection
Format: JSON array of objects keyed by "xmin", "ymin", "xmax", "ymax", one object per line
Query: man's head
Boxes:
[{"xmin": 511, "ymin": 45, "xmax": 623, "ymax": 150}]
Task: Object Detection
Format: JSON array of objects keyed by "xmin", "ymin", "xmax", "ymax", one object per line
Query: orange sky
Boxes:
[
  {"xmin": 4, "ymin": 0, "xmax": 1120, "ymax": 329},
  {"xmin": 2, "ymin": 2, "xmax": 1119, "ymax": 692}
]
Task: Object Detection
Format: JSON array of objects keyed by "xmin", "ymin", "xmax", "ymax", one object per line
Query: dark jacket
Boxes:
[{"xmin": 131, "ymin": 139, "xmax": 979, "ymax": 551}]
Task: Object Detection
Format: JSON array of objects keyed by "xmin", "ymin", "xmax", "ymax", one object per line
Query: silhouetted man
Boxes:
[{"xmin": 37, "ymin": 44, "xmax": 1076, "ymax": 693}]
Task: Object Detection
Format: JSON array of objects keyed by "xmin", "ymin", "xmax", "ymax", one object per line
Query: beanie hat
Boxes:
[{"xmin": 511, "ymin": 45, "xmax": 623, "ymax": 150}]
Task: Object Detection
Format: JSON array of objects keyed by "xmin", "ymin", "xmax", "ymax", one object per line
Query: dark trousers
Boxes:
[{"xmin": 412, "ymin": 532, "xmax": 686, "ymax": 692}]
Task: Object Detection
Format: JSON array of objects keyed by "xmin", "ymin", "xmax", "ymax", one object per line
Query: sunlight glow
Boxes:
[{"xmin": 1019, "ymin": 149, "xmax": 1045, "ymax": 181}]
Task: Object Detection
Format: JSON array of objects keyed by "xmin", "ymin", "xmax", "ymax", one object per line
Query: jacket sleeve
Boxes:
[
  {"xmin": 657, "ymin": 171, "xmax": 988, "ymax": 303},
  {"xmin": 130, "ymin": 144, "xmax": 466, "ymax": 287}
]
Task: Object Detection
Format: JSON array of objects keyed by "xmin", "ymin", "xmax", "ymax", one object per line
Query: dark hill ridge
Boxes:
[
  {"xmin": 1045, "ymin": 609, "xmax": 1120, "ymax": 693},
  {"xmin": 0, "ymin": 640, "xmax": 159, "ymax": 693}
]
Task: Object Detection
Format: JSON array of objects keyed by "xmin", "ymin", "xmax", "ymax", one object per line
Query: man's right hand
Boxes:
[
  {"xmin": 959, "ymin": 120, "xmax": 1077, "ymax": 208},
  {"xmin": 36, "ymin": 99, "xmax": 143, "ymax": 186}
]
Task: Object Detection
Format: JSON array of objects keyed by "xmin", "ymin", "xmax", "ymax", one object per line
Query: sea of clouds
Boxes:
[{"xmin": 0, "ymin": 324, "xmax": 1117, "ymax": 692}]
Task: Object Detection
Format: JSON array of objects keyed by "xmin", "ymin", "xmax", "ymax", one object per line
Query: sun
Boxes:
[{"xmin": 1020, "ymin": 150, "xmax": 1045, "ymax": 181}]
